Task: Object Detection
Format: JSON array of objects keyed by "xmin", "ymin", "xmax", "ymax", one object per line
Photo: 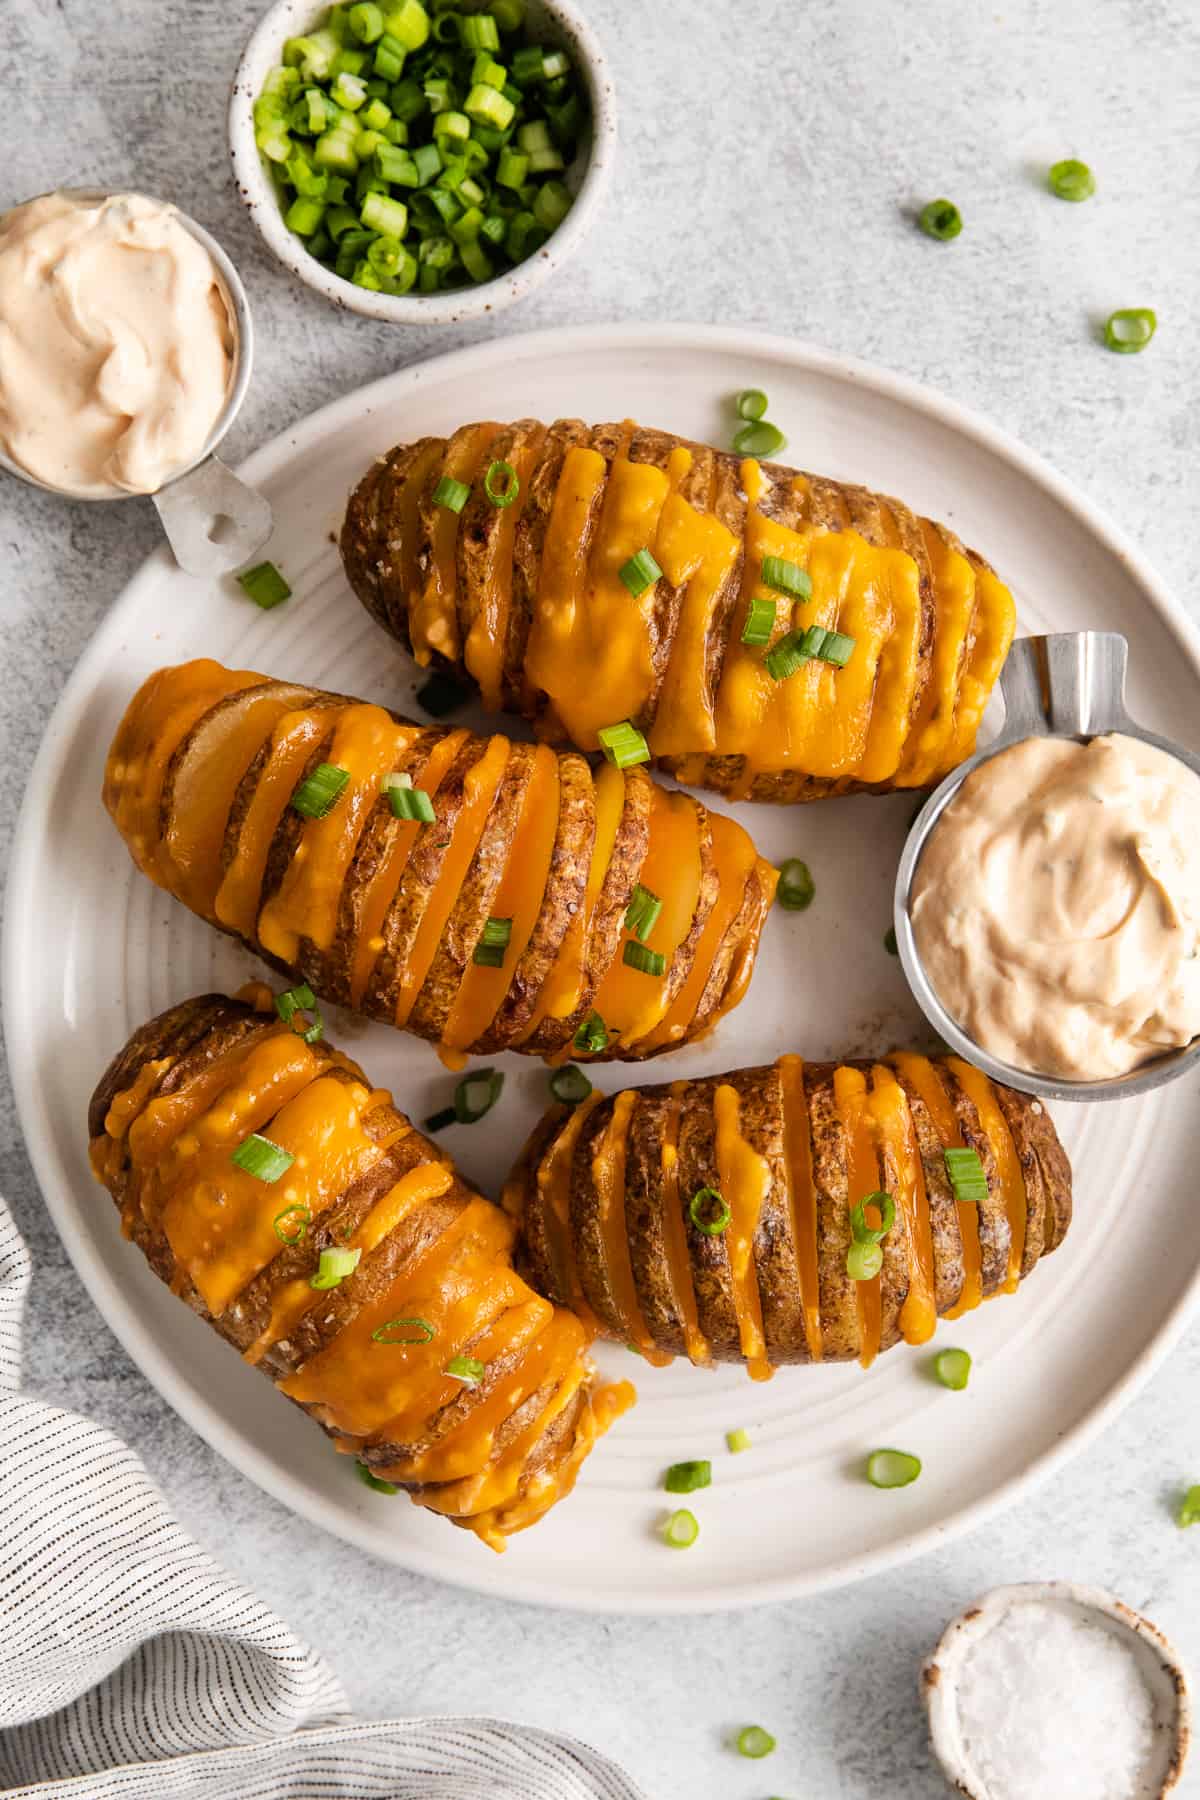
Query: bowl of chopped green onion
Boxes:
[{"xmin": 231, "ymin": 0, "xmax": 613, "ymax": 321}]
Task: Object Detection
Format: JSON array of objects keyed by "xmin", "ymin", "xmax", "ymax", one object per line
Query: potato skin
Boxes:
[
  {"xmin": 88, "ymin": 994, "xmax": 631, "ymax": 1548},
  {"xmin": 510, "ymin": 1053, "xmax": 1072, "ymax": 1371}
]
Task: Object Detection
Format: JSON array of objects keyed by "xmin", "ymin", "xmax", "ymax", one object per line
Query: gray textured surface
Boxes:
[{"xmin": 3, "ymin": 2, "xmax": 1200, "ymax": 1796}]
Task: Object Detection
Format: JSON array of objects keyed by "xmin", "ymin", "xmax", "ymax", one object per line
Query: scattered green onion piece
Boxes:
[
  {"xmin": 286, "ymin": 195, "xmax": 327, "ymax": 235},
  {"xmin": 532, "ymin": 180, "xmax": 571, "ymax": 230},
  {"xmin": 866, "ymin": 1448, "xmax": 922, "ymax": 1488},
  {"xmin": 472, "ymin": 52, "xmax": 507, "ymax": 89},
  {"xmin": 496, "ymin": 145, "xmax": 530, "ymax": 187},
  {"xmin": 689, "ymin": 1186, "xmax": 731, "ymax": 1236},
  {"xmin": 740, "ymin": 595, "xmax": 776, "ymax": 647},
  {"xmin": 417, "ymin": 670, "xmax": 471, "ymax": 716},
  {"xmin": 465, "ymin": 81, "xmax": 515, "ymax": 129},
  {"xmin": 511, "ymin": 45, "xmax": 543, "ymax": 83},
  {"xmin": 735, "ymin": 1726, "xmax": 776, "ymax": 1760},
  {"xmin": 484, "ymin": 459, "xmax": 520, "ymax": 507},
  {"xmin": 944, "ymin": 1146, "xmax": 989, "ymax": 1203},
  {"xmin": 763, "ymin": 629, "xmax": 810, "ymax": 683},
  {"xmin": 360, "ymin": 188, "xmax": 408, "ymax": 236},
  {"xmin": 883, "ymin": 925, "xmax": 898, "ymax": 955},
  {"xmin": 736, "ymin": 388, "xmax": 769, "ymax": 421},
  {"xmin": 291, "ymin": 761, "xmax": 350, "ymax": 819},
  {"xmin": 236, "ymin": 560, "xmax": 292, "ymax": 609},
  {"xmin": 458, "ymin": 12, "xmax": 499, "ymax": 50},
  {"xmin": 310, "ymin": 1246, "xmax": 362, "ymax": 1290},
  {"xmin": 274, "ymin": 981, "xmax": 324, "ymax": 1044},
  {"xmin": 454, "ymin": 1066, "xmax": 504, "ymax": 1123},
  {"xmin": 573, "ymin": 1011, "xmax": 609, "ymax": 1055},
  {"xmin": 433, "ymin": 474, "xmax": 472, "ymax": 512},
  {"xmin": 356, "ymin": 1461, "xmax": 398, "ymax": 1494},
  {"xmin": 597, "ymin": 720, "xmax": 650, "ymax": 768},
  {"xmin": 548, "ymin": 1063, "xmax": 592, "ymax": 1106},
  {"xmin": 386, "ymin": 0, "xmax": 430, "ymax": 48},
  {"xmin": 331, "ymin": 69, "xmax": 368, "ymax": 110},
  {"xmin": 382, "ymin": 771, "xmax": 436, "ymax": 822},
  {"xmin": 472, "ymin": 915, "xmax": 512, "ymax": 967},
  {"xmin": 846, "ymin": 1240, "xmax": 883, "ymax": 1281},
  {"xmin": 819, "ymin": 629, "xmax": 857, "ymax": 666},
  {"xmin": 623, "ymin": 940, "xmax": 666, "ymax": 978},
  {"xmin": 618, "ymin": 548, "xmax": 663, "ymax": 598},
  {"xmin": 664, "ymin": 1459, "xmax": 711, "ymax": 1494},
  {"xmin": 445, "ymin": 1353, "xmax": 487, "ymax": 1385},
  {"xmin": 850, "ymin": 1191, "xmax": 896, "ymax": 1245},
  {"xmin": 624, "ymin": 883, "xmax": 662, "ymax": 943},
  {"xmin": 423, "ymin": 1106, "xmax": 458, "ymax": 1133},
  {"xmin": 726, "ymin": 1427, "xmax": 751, "ymax": 1455},
  {"xmin": 430, "ymin": 13, "xmax": 460, "ymax": 46},
  {"xmin": 1048, "ymin": 158, "xmax": 1095, "ymax": 202},
  {"xmin": 491, "ymin": 0, "xmax": 524, "ymax": 26},
  {"xmin": 349, "ymin": 2, "xmax": 385, "ymax": 43},
  {"xmin": 409, "ymin": 140, "xmax": 441, "ymax": 183},
  {"xmin": 934, "ymin": 1347, "xmax": 972, "ymax": 1391},
  {"xmin": 232, "ymin": 1133, "xmax": 295, "ymax": 1183},
  {"xmin": 775, "ymin": 858, "xmax": 815, "ymax": 912},
  {"xmin": 371, "ymin": 1316, "xmax": 436, "ymax": 1344},
  {"xmin": 273, "ymin": 1203, "xmax": 312, "ymax": 1245},
  {"xmin": 663, "ymin": 1508, "xmax": 699, "ymax": 1549},
  {"xmin": 1104, "ymin": 307, "xmax": 1157, "ymax": 353},
  {"xmin": 1177, "ymin": 1486, "xmax": 1200, "ymax": 1528},
  {"xmin": 761, "ymin": 555, "xmax": 812, "ymax": 600},
  {"xmin": 732, "ymin": 420, "xmax": 787, "ymax": 457},
  {"xmin": 373, "ymin": 32, "xmax": 406, "ymax": 79},
  {"xmin": 919, "ymin": 198, "xmax": 962, "ymax": 240}
]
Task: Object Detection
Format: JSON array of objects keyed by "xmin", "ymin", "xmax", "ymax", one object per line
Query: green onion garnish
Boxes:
[
  {"xmin": 850, "ymin": 1191, "xmax": 896, "ymax": 1245},
  {"xmin": 934, "ymin": 1347, "xmax": 972, "ymax": 1391},
  {"xmin": 866, "ymin": 1448, "xmax": 922, "ymax": 1488},
  {"xmin": 689, "ymin": 1186, "xmax": 731, "ymax": 1236},
  {"xmin": 349, "ymin": 3, "xmax": 385, "ymax": 44},
  {"xmin": 445, "ymin": 1353, "xmax": 487, "ymax": 1384},
  {"xmin": 618, "ymin": 548, "xmax": 663, "ymax": 598},
  {"xmin": 456, "ymin": 1066, "xmax": 504, "ymax": 1122},
  {"xmin": 1048, "ymin": 158, "xmax": 1095, "ymax": 202},
  {"xmin": 291, "ymin": 762, "xmax": 350, "ymax": 819},
  {"xmin": 417, "ymin": 671, "xmax": 470, "ymax": 717},
  {"xmin": 1104, "ymin": 308, "xmax": 1157, "ymax": 354},
  {"xmin": 944, "ymin": 1146, "xmax": 988, "ymax": 1204},
  {"xmin": 275, "ymin": 981, "xmax": 325, "ymax": 1044},
  {"xmin": 919, "ymin": 198, "xmax": 963, "ymax": 240},
  {"xmin": 735, "ymin": 388, "xmax": 768, "ymax": 421},
  {"xmin": 775, "ymin": 858, "xmax": 815, "ymax": 912},
  {"xmin": 356, "ymin": 1461, "xmax": 398, "ymax": 1495},
  {"xmin": 663, "ymin": 1508, "xmax": 699, "ymax": 1549},
  {"xmin": 236, "ymin": 560, "xmax": 292, "ymax": 610},
  {"xmin": 484, "ymin": 459, "xmax": 520, "ymax": 507},
  {"xmin": 735, "ymin": 1726, "xmax": 776, "ymax": 1760},
  {"xmin": 433, "ymin": 475, "xmax": 471, "ymax": 512},
  {"xmin": 1177, "ymin": 1486, "xmax": 1200, "ymax": 1528},
  {"xmin": 847, "ymin": 1241, "xmax": 883, "ymax": 1281},
  {"xmin": 371, "ymin": 1316, "xmax": 436, "ymax": 1344},
  {"xmin": 383, "ymin": 770, "xmax": 436, "ymax": 822},
  {"xmin": 573, "ymin": 1011, "xmax": 609, "ymax": 1055},
  {"xmin": 740, "ymin": 596, "xmax": 776, "ymax": 647},
  {"xmin": 761, "ymin": 556, "xmax": 812, "ymax": 600},
  {"xmin": 273, "ymin": 1203, "xmax": 312, "ymax": 1245},
  {"xmin": 597, "ymin": 721, "xmax": 650, "ymax": 768},
  {"xmin": 473, "ymin": 915, "xmax": 512, "ymax": 967},
  {"xmin": 232, "ymin": 1133, "xmax": 295, "ymax": 1183},
  {"xmin": 664, "ymin": 1459, "xmax": 712, "ymax": 1494},
  {"xmin": 310, "ymin": 1246, "xmax": 362, "ymax": 1290},
  {"xmin": 624, "ymin": 884, "xmax": 663, "ymax": 943},
  {"xmin": 732, "ymin": 421, "xmax": 787, "ymax": 458},
  {"xmin": 765, "ymin": 625, "xmax": 856, "ymax": 682},
  {"xmin": 883, "ymin": 926, "xmax": 898, "ymax": 956},
  {"xmin": 549, "ymin": 1063, "xmax": 592, "ymax": 1106},
  {"xmin": 726, "ymin": 1427, "xmax": 751, "ymax": 1454},
  {"xmin": 622, "ymin": 940, "xmax": 666, "ymax": 978}
]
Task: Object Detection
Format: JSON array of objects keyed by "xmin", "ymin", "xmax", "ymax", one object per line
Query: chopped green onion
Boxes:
[
  {"xmin": 689, "ymin": 1186, "xmax": 731, "ymax": 1236},
  {"xmin": 761, "ymin": 556, "xmax": 812, "ymax": 600},
  {"xmin": 850, "ymin": 1191, "xmax": 896, "ymax": 1245},
  {"xmin": 458, "ymin": 11, "xmax": 499, "ymax": 49},
  {"xmin": 496, "ymin": 146, "xmax": 530, "ymax": 187},
  {"xmin": 491, "ymin": 0, "xmax": 524, "ymax": 26},
  {"xmin": 1048, "ymin": 158, "xmax": 1095, "ymax": 201},
  {"xmin": 549, "ymin": 1063, "xmax": 592, "ymax": 1106},
  {"xmin": 597, "ymin": 721, "xmax": 650, "ymax": 768},
  {"xmin": 465, "ymin": 82, "xmax": 515, "ymax": 129},
  {"xmin": 532, "ymin": 180, "xmax": 571, "ymax": 230},
  {"xmin": 573, "ymin": 1011, "xmax": 609, "ymax": 1055},
  {"xmin": 817, "ymin": 629, "xmax": 856, "ymax": 666},
  {"xmin": 618, "ymin": 548, "xmax": 663, "ymax": 598},
  {"xmin": 373, "ymin": 31, "xmax": 406, "ymax": 79},
  {"xmin": 624, "ymin": 884, "xmax": 662, "ymax": 943},
  {"xmin": 944, "ymin": 1146, "xmax": 989, "ymax": 1203},
  {"xmin": 286, "ymin": 195, "xmax": 327, "ymax": 236},
  {"xmin": 846, "ymin": 1240, "xmax": 883, "ymax": 1281},
  {"xmin": 726, "ymin": 1427, "xmax": 752, "ymax": 1454},
  {"xmin": 273, "ymin": 1203, "xmax": 311, "ymax": 1245},
  {"xmin": 623, "ymin": 940, "xmax": 666, "ymax": 978},
  {"xmin": 732, "ymin": 421, "xmax": 787, "ymax": 458},
  {"xmin": 740, "ymin": 595, "xmax": 776, "ymax": 647},
  {"xmin": 453, "ymin": 1066, "xmax": 504, "ymax": 1123},
  {"xmin": 663, "ymin": 1508, "xmax": 699, "ymax": 1549},
  {"xmin": 433, "ymin": 474, "xmax": 472, "ymax": 512},
  {"xmin": 919, "ymin": 198, "xmax": 963, "ymax": 240},
  {"xmin": 445, "ymin": 1353, "xmax": 487, "ymax": 1384},
  {"xmin": 883, "ymin": 925, "xmax": 898, "ymax": 955},
  {"xmin": 472, "ymin": 52, "xmax": 507, "ymax": 89},
  {"xmin": 541, "ymin": 48, "xmax": 568, "ymax": 79},
  {"xmin": 236, "ymin": 560, "xmax": 292, "ymax": 610},
  {"xmin": 472, "ymin": 915, "xmax": 512, "ymax": 967},
  {"xmin": 664, "ymin": 1459, "xmax": 711, "ymax": 1494},
  {"xmin": 765, "ymin": 625, "xmax": 856, "ymax": 681},
  {"xmin": 735, "ymin": 1726, "xmax": 776, "ymax": 1760},
  {"xmin": 484, "ymin": 459, "xmax": 519, "ymax": 507},
  {"xmin": 356, "ymin": 1461, "xmax": 398, "ymax": 1494},
  {"xmin": 1104, "ymin": 307, "xmax": 1157, "ymax": 353},
  {"xmin": 310, "ymin": 1246, "xmax": 362, "ymax": 1290},
  {"xmin": 371, "ymin": 1316, "xmax": 436, "ymax": 1344},
  {"xmin": 736, "ymin": 388, "xmax": 768, "ymax": 421},
  {"xmin": 232, "ymin": 1133, "xmax": 295, "ymax": 1183},
  {"xmin": 775, "ymin": 858, "xmax": 815, "ymax": 912},
  {"xmin": 274, "ymin": 981, "xmax": 324, "ymax": 1044},
  {"xmin": 866, "ymin": 1448, "xmax": 922, "ymax": 1488},
  {"xmin": 417, "ymin": 670, "xmax": 471, "ymax": 716},
  {"xmin": 383, "ymin": 770, "xmax": 436, "ymax": 822},
  {"xmin": 384, "ymin": 0, "xmax": 429, "ymax": 50},
  {"xmin": 410, "ymin": 140, "xmax": 441, "ymax": 183},
  {"xmin": 1177, "ymin": 1485, "xmax": 1200, "ymax": 1528},
  {"xmin": 331, "ymin": 69, "xmax": 368, "ymax": 110},
  {"xmin": 291, "ymin": 762, "xmax": 350, "ymax": 819},
  {"xmin": 360, "ymin": 189, "xmax": 408, "ymax": 237},
  {"xmin": 934, "ymin": 1347, "xmax": 972, "ymax": 1391},
  {"xmin": 511, "ymin": 43, "xmax": 543, "ymax": 83},
  {"xmin": 349, "ymin": 2, "xmax": 385, "ymax": 42}
]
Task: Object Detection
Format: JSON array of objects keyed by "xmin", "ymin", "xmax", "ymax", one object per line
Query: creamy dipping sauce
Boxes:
[
  {"xmin": 912, "ymin": 732, "xmax": 1200, "ymax": 1080},
  {"xmin": 0, "ymin": 192, "xmax": 234, "ymax": 497}
]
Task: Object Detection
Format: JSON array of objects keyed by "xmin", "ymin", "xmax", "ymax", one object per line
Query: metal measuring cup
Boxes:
[
  {"xmin": 894, "ymin": 631, "xmax": 1200, "ymax": 1102},
  {"xmin": 0, "ymin": 189, "xmax": 271, "ymax": 577}
]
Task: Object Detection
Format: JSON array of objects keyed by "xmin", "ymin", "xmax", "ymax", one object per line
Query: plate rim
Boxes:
[{"xmin": 6, "ymin": 320, "xmax": 1200, "ymax": 1615}]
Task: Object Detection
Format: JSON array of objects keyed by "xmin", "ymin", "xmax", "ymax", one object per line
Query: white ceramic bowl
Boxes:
[{"xmin": 229, "ymin": 0, "xmax": 615, "ymax": 323}]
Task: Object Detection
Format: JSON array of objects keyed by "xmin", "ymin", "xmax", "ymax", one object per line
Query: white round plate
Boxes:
[{"xmin": 7, "ymin": 324, "xmax": 1200, "ymax": 1614}]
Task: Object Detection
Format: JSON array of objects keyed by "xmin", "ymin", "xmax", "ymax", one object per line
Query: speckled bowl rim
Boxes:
[
  {"xmin": 228, "ymin": 0, "xmax": 616, "ymax": 323},
  {"xmin": 922, "ymin": 1581, "xmax": 1191, "ymax": 1798}
]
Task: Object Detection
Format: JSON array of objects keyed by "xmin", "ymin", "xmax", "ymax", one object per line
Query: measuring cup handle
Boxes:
[
  {"xmin": 999, "ymin": 631, "xmax": 1133, "ymax": 740},
  {"xmin": 151, "ymin": 454, "xmax": 273, "ymax": 577}
]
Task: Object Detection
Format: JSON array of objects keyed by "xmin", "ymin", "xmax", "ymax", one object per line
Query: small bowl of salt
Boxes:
[{"xmin": 922, "ymin": 1582, "xmax": 1190, "ymax": 1799}]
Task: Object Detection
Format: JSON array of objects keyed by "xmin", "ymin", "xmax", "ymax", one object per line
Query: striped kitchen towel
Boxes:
[{"xmin": 0, "ymin": 1200, "xmax": 644, "ymax": 1799}]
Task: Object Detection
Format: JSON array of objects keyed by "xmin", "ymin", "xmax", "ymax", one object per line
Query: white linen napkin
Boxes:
[{"xmin": 0, "ymin": 1199, "xmax": 645, "ymax": 1799}]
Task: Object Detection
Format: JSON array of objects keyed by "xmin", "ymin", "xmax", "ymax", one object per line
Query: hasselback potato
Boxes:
[
  {"xmin": 89, "ymin": 992, "xmax": 634, "ymax": 1549},
  {"xmin": 104, "ymin": 660, "xmax": 777, "ymax": 1062},
  {"xmin": 504, "ymin": 1052, "xmax": 1071, "ymax": 1376},
  {"xmin": 340, "ymin": 419, "xmax": 1017, "ymax": 803}
]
